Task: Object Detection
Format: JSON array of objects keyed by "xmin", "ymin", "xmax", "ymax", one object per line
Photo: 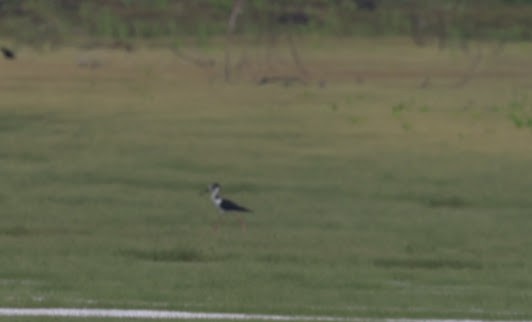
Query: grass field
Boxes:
[{"xmin": 0, "ymin": 38, "xmax": 532, "ymax": 321}]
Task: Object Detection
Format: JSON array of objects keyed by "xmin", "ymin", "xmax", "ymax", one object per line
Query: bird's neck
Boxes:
[{"xmin": 210, "ymin": 189, "xmax": 221, "ymax": 203}]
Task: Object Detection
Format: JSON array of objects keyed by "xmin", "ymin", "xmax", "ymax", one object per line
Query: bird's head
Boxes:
[
  {"xmin": 201, "ymin": 182, "xmax": 221, "ymax": 196},
  {"xmin": 209, "ymin": 182, "xmax": 220, "ymax": 191}
]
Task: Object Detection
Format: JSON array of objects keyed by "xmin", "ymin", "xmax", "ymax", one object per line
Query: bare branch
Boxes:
[
  {"xmin": 224, "ymin": 0, "xmax": 245, "ymax": 82},
  {"xmin": 287, "ymin": 31, "xmax": 309, "ymax": 79}
]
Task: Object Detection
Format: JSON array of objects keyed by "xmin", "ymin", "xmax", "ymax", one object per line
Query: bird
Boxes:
[
  {"xmin": 207, "ymin": 182, "xmax": 251, "ymax": 231},
  {"xmin": 1, "ymin": 47, "xmax": 15, "ymax": 60}
]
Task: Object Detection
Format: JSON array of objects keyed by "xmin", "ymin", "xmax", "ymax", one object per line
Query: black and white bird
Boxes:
[{"xmin": 208, "ymin": 182, "xmax": 251, "ymax": 231}]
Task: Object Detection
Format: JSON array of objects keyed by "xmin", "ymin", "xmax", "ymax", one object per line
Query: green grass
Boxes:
[{"xmin": 0, "ymin": 39, "xmax": 532, "ymax": 320}]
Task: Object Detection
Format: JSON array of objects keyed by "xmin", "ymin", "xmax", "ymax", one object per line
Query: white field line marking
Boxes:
[
  {"xmin": 0, "ymin": 308, "xmax": 530, "ymax": 322},
  {"xmin": 0, "ymin": 308, "xmax": 342, "ymax": 321}
]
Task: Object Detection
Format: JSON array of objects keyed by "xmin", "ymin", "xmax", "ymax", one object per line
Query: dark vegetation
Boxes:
[
  {"xmin": 0, "ymin": 0, "xmax": 532, "ymax": 50},
  {"xmin": 1, "ymin": 46, "xmax": 14, "ymax": 59},
  {"xmin": 2, "ymin": 0, "xmax": 530, "ymax": 85}
]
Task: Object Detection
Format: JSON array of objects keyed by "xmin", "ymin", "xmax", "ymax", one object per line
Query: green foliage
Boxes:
[
  {"xmin": 1, "ymin": 0, "xmax": 532, "ymax": 45},
  {"xmin": 419, "ymin": 105, "xmax": 430, "ymax": 113},
  {"xmin": 392, "ymin": 102, "xmax": 407, "ymax": 117},
  {"xmin": 96, "ymin": 7, "xmax": 116, "ymax": 36},
  {"xmin": 505, "ymin": 93, "xmax": 532, "ymax": 128}
]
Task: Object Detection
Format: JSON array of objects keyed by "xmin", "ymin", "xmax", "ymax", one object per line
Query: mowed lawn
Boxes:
[{"xmin": 0, "ymin": 39, "xmax": 532, "ymax": 320}]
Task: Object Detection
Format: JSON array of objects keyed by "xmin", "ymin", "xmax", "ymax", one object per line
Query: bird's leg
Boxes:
[
  {"xmin": 213, "ymin": 216, "xmax": 222, "ymax": 233},
  {"xmin": 238, "ymin": 215, "xmax": 247, "ymax": 232}
]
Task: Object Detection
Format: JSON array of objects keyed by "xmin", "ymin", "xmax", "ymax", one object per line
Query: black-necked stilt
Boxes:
[{"xmin": 208, "ymin": 183, "xmax": 251, "ymax": 231}]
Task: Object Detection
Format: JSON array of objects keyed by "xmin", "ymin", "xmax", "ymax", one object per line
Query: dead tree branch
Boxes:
[
  {"xmin": 287, "ymin": 31, "xmax": 309, "ymax": 79},
  {"xmin": 224, "ymin": 0, "xmax": 245, "ymax": 82}
]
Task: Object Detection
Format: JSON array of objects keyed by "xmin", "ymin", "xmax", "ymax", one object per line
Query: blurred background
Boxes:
[
  {"xmin": 1, "ymin": 0, "xmax": 531, "ymax": 48},
  {"xmin": 1, "ymin": 0, "xmax": 531, "ymax": 80}
]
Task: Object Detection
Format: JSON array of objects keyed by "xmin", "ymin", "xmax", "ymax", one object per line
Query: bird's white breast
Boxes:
[{"xmin": 210, "ymin": 193, "xmax": 222, "ymax": 206}]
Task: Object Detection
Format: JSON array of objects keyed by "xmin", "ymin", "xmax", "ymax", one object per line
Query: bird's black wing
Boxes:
[{"xmin": 221, "ymin": 198, "xmax": 251, "ymax": 212}]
